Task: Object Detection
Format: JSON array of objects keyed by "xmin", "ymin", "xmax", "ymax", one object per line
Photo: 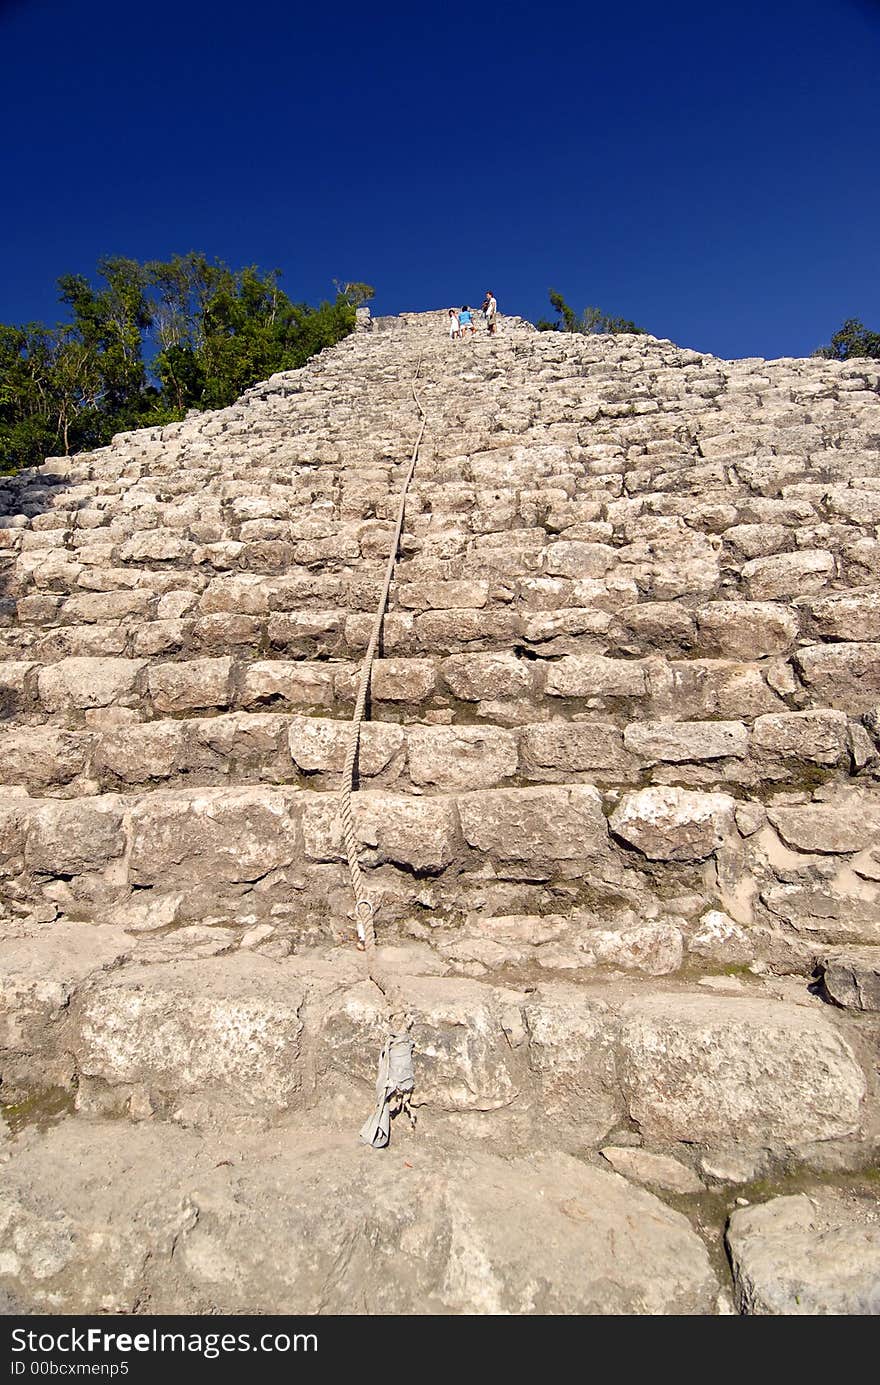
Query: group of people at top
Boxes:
[{"xmin": 448, "ymin": 291, "xmax": 497, "ymax": 340}]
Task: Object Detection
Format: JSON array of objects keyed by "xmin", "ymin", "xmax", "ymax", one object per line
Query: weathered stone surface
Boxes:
[
  {"xmin": 794, "ymin": 642, "xmax": 880, "ymax": 713},
  {"xmin": 618, "ymin": 993, "xmax": 866, "ymax": 1146},
  {"xmin": 440, "ymin": 652, "xmax": 533, "ymax": 700},
  {"xmin": 545, "ymin": 655, "xmax": 648, "ymax": 698},
  {"xmin": 287, "ymin": 717, "xmax": 404, "ymax": 776},
  {"xmin": 321, "ymin": 974, "xmax": 521, "ymax": 1112},
  {"xmin": 623, "ymin": 719, "xmax": 748, "ymax": 763},
  {"xmin": 129, "ymin": 787, "xmax": 298, "ymax": 886},
  {"xmin": 742, "ymin": 550, "xmax": 834, "ymax": 599},
  {"xmin": 584, "ymin": 920, "xmax": 685, "ymax": 975},
  {"xmin": 239, "ymin": 659, "xmax": 333, "ymax": 707},
  {"xmin": 407, "ymin": 724, "xmax": 517, "ymax": 789},
  {"xmin": 609, "ymin": 786, "xmax": 736, "ymax": 861},
  {"xmin": 148, "ymin": 656, "xmax": 234, "ymax": 712},
  {"xmin": 301, "ymin": 791, "xmax": 459, "ymax": 872},
  {"xmin": 74, "ymin": 956, "xmax": 306, "ymax": 1109},
  {"xmin": 93, "ymin": 720, "xmax": 187, "ymax": 784},
  {"xmin": 768, "ymin": 798, "xmax": 880, "ymax": 854},
  {"xmin": 807, "ymin": 589, "xmax": 880, "ymax": 641},
  {"xmin": 520, "ymin": 721, "xmax": 630, "ymax": 773},
  {"xmin": 600, "ymin": 1146, "xmax": 705, "ymax": 1194},
  {"xmin": 458, "ymin": 785, "xmax": 607, "ymax": 864},
  {"xmin": 25, "ymin": 798, "xmax": 126, "ymax": 875},
  {"xmin": 751, "ymin": 709, "xmax": 849, "ymax": 765},
  {"xmin": 817, "ymin": 947, "xmax": 880, "ymax": 1012},
  {"xmin": 0, "ymin": 727, "xmax": 90, "ymax": 788},
  {"xmin": 38, "ymin": 657, "xmax": 145, "ymax": 711},
  {"xmin": 0, "ymin": 922, "xmax": 130, "ymax": 1060},
  {"xmin": 0, "ymin": 1121, "xmax": 720, "ymax": 1315},
  {"xmin": 727, "ymin": 1192, "xmax": 880, "ymax": 1315},
  {"xmin": 696, "ymin": 602, "xmax": 799, "ymax": 658}
]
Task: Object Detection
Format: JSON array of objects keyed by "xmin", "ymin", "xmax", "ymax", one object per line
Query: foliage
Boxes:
[
  {"xmin": 0, "ymin": 257, "xmax": 373, "ymax": 472},
  {"xmin": 536, "ymin": 288, "xmax": 646, "ymax": 336},
  {"xmin": 814, "ymin": 318, "xmax": 880, "ymax": 361}
]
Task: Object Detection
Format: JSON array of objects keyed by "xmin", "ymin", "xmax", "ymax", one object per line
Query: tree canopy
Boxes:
[
  {"xmin": 814, "ymin": 318, "xmax": 880, "ymax": 362},
  {"xmin": 536, "ymin": 289, "xmax": 647, "ymax": 336},
  {"xmin": 0, "ymin": 256, "xmax": 373, "ymax": 472}
]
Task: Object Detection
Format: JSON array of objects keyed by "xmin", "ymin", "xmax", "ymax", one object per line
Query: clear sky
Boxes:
[{"xmin": 1, "ymin": 0, "xmax": 878, "ymax": 360}]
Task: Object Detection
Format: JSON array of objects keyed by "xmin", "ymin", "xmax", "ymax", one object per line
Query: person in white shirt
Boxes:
[{"xmin": 483, "ymin": 291, "xmax": 498, "ymax": 334}]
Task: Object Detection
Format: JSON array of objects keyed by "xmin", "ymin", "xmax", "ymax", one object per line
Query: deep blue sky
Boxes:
[{"xmin": 2, "ymin": 0, "xmax": 878, "ymax": 360}]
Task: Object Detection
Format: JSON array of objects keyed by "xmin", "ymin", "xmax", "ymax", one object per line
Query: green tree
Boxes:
[
  {"xmin": 815, "ymin": 318, "xmax": 880, "ymax": 361},
  {"xmin": 536, "ymin": 288, "xmax": 646, "ymax": 336},
  {"xmin": 0, "ymin": 255, "xmax": 372, "ymax": 472}
]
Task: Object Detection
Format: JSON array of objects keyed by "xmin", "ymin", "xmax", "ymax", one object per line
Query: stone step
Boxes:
[
  {"xmin": 1, "ymin": 926, "xmax": 873, "ymax": 1164},
  {"xmin": 1, "ymin": 705, "xmax": 873, "ymax": 798},
  {"xmin": 0, "ymin": 1115, "xmax": 724, "ymax": 1314},
  {"xmin": 3, "ymin": 779, "xmax": 880, "ymax": 964}
]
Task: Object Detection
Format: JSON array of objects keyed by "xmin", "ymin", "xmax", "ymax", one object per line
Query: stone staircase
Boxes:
[{"xmin": 1, "ymin": 310, "xmax": 879, "ymax": 1314}]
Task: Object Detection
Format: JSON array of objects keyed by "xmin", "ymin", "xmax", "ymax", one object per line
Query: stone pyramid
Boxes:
[{"xmin": 1, "ymin": 310, "xmax": 878, "ymax": 1314}]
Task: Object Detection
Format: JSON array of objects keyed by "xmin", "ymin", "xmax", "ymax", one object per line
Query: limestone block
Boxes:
[
  {"xmin": 688, "ymin": 909, "xmax": 754, "ymax": 965},
  {"xmin": 806, "ymin": 590, "xmax": 880, "ymax": 641},
  {"xmin": 93, "ymin": 720, "xmax": 187, "ymax": 784},
  {"xmin": 520, "ymin": 721, "xmax": 630, "ymax": 773},
  {"xmin": 198, "ymin": 574, "xmax": 270, "ymax": 616},
  {"xmin": 620, "ymin": 602, "xmax": 696, "ymax": 648},
  {"xmin": 191, "ymin": 613, "xmax": 263, "ymax": 649},
  {"xmin": 584, "ymin": 920, "xmax": 684, "ymax": 975},
  {"xmin": 542, "ymin": 541, "xmax": 615, "ymax": 578},
  {"xmin": 407, "ymin": 724, "xmax": 517, "ymax": 789},
  {"xmin": 25, "ymin": 798, "xmax": 126, "ymax": 876},
  {"xmin": 817, "ymin": 947, "xmax": 880, "ymax": 1012},
  {"xmin": 239, "ymin": 660, "xmax": 333, "ymax": 708},
  {"xmin": 415, "ymin": 609, "xmax": 518, "ymax": 652},
  {"xmin": 397, "ymin": 579, "xmax": 489, "ymax": 611},
  {"xmin": 287, "ymin": 717, "xmax": 404, "ymax": 776},
  {"xmin": 521, "ymin": 985, "xmax": 618, "ymax": 1126},
  {"xmin": 60, "ymin": 591, "xmax": 153, "ymax": 624},
  {"xmin": 609, "ymin": 786, "xmax": 736, "ymax": 861},
  {"xmin": 727, "ymin": 1192, "xmax": 880, "ymax": 1314},
  {"xmin": 600, "ymin": 1147, "xmax": 704, "ymax": 1195},
  {"xmin": 0, "ymin": 922, "xmax": 131, "ymax": 1057},
  {"xmin": 545, "ymin": 655, "xmax": 648, "ymax": 698},
  {"xmin": 795, "ymin": 643, "xmax": 880, "ymax": 712},
  {"xmin": 266, "ymin": 610, "xmax": 346, "ymax": 656},
  {"xmin": 441, "ymin": 652, "xmax": 533, "ymax": 700},
  {"xmin": 742, "ymin": 549, "xmax": 834, "ymax": 599},
  {"xmin": 696, "ymin": 602, "xmax": 799, "ymax": 658},
  {"xmin": 768, "ymin": 799, "xmax": 880, "ymax": 854},
  {"xmin": 301, "ymin": 790, "xmax": 459, "ymax": 872},
  {"xmin": 129, "ymin": 787, "xmax": 298, "ymax": 886},
  {"xmin": 0, "ymin": 1122, "xmax": 720, "ymax": 1315},
  {"xmin": 458, "ymin": 785, "xmax": 607, "ymax": 863},
  {"xmin": 321, "ymin": 975, "xmax": 522, "ymax": 1112},
  {"xmin": 38, "ymin": 657, "xmax": 146, "ymax": 711},
  {"xmin": 618, "ymin": 993, "xmax": 866, "ymax": 1145},
  {"xmin": 751, "ymin": 709, "xmax": 849, "ymax": 765},
  {"xmin": 723, "ymin": 523, "xmax": 788, "ymax": 559},
  {"xmin": 670, "ymin": 660, "xmax": 784, "ymax": 718},
  {"xmin": 148, "ymin": 656, "xmax": 234, "ymax": 713},
  {"xmin": 119, "ymin": 531, "xmax": 193, "ymax": 562},
  {"xmin": 75, "ymin": 956, "xmax": 306, "ymax": 1108},
  {"xmin": 623, "ymin": 719, "xmax": 748, "ymax": 763},
  {"xmin": 370, "ymin": 658, "xmax": 436, "ymax": 702},
  {"xmin": 762, "ymin": 882, "xmax": 880, "ymax": 944},
  {"xmin": 0, "ymin": 727, "xmax": 90, "ymax": 788}
]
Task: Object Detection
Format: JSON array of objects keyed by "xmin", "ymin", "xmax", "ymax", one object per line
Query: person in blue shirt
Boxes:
[{"xmin": 458, "ymin": 305, "xmax": 474, "ymax": 336}]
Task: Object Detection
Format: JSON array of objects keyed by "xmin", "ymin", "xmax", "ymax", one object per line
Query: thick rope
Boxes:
[{"xmin": 338, "ymin": 356, "xmax": 428, "ymax": 1146}]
